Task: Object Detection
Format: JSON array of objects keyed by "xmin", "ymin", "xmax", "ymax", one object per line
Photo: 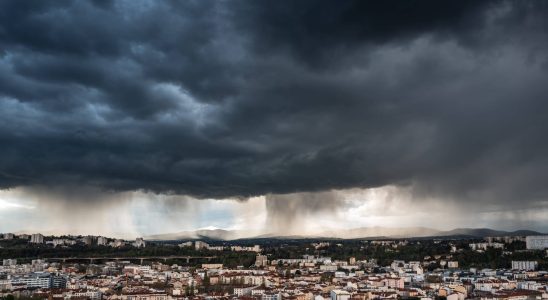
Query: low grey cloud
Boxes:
[{"xmin": 265, "ymin": 191, "xmax": 346, "ymax": 234}]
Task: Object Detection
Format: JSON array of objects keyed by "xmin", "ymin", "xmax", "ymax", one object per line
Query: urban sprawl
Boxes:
[{"xmin": 1, "ymin": 233, "xmax": 548, "ymax": 300}]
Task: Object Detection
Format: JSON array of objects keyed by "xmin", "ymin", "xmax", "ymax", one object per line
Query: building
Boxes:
[
  {"xmin": 134, "ymin": 238, "xmax": 146, "ymax": 248},
  {"xmin": 31, "ymin": 259, "xmax": 46, "ymax": 272},
  {"xmin": 469, "ymin": 242, "xmax": 504, "ymax": 251},
  {"xmin": 82, "ymin": 236, "xmax": 93, "ymax": 245},
  {"xmin": 110, "ymin": 239, "xmax": 126, "ymax": 247},
  {"xmin": 320, "ymin": 265, "xmax": 338, "ymax": 271},
  {"xmin": 255, "ymin": 255, "xmax": 268, "ymax": 267},
  {"xmin": 511, "ymin": 261, "xmax": 538, "ymax": 271},
  {"xmin": 331, "ymin": 289, "xmax": 351, "ymax": 300},
  {"xmin": 525, "ymin": 236, "xmax": 548, "ymax": 250},
  {"xmin": 51, "ymin": 238, "xmax": 76, "ymax": 247},
  {"xmin": 3, "ymin": 259, "xmax": 17, "ymax": 266},
  {"xmin": 52, "ymin": 239, "xmax": 66, "ymax": 247},
  {"xmin": 230, "ymin": 245, "xmax": 262, "ymax": 252},
  {"xmin": 195, "ymin": 241, "xmax": 209, "ymax": 250},
  {"xmin": 112, "ymin": 292, "xmax": 168, "ymax": 300},
  {"xmin": 73, "ymin": 290, "xmax": 102, "ymax": 299},
  {"xmin": 97, "ymin": 236, "xmax": 108, "ymax": 246},
  {"xmin": 30, "ymin": 233, "xmax": 44, "ymax": 244},
  {"xmin": 234, "ymin": 286, "xmax": 256, "ymax": 296},
  {"xmin": 207, "ymin": 245, "xmax": 224, "ymax": 251},
  {"xmin": 201, "ymin": 263, "xmax": 223, "ymax": 269},
  {"xmin": 10, "ymin": 272, "xmax": 54, "ymax": 289},
  {"xmin": 18, "ymin": 234, "xmax": 30, "ymax": 240},
  {"xmin": 385, "ymin": 277, "xmax": 405, "ymax": 289},
  {"xmin": 178, "ymin": 241, "xmax": 193, "ymax": 248},
  {"xmin": 448, "ymin": 261, "xmax": 459, "ymax": 269},
  {"xmin": 51, "ymin": 275, "xmax": 67, "ymax": 288},
  {"xmin": 3, "ymin": 233, "xmax": 14, "ymax": 240},
  {"xmin": 262, "ymin": 292, "xmax": 282, "ymax": 300}
]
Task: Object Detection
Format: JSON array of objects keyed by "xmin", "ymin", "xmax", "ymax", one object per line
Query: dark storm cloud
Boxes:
[
  {"xmin": 232, "ymin": 0, "xmax": 491, "ymax": 66},
  {"xmin": 1, "ymin": 0, "xmax": 548, "ymax": 207}
]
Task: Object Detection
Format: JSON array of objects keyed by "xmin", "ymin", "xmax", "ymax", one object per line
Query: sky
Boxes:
[{"xmin": 1, "ymin": 0, "xmax": 548, "ymax": 238}]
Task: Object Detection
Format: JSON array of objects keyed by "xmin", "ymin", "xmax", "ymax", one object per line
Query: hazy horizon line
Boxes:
[{"xmin": 7, "ymin": 225, "xmax": 545, "ymax": 241}]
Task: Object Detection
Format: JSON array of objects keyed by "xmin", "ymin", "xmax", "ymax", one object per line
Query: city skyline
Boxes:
[{"xmin": 1, "ymin": 1, "xmax": 548, "ymax": 236}]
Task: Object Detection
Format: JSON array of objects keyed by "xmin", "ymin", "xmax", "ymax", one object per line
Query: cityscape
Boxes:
[
  {"xmin": 2, "ymin": 1, "xmax": 548, "ymax": 300},
  {"xmin": 1, "ymin": 232, "xmax": 548, "ymax": 300}
]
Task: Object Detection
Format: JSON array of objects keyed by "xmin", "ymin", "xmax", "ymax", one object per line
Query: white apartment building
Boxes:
[
  {"xmin": 195, "ymin": 241, "xmax": 209, "ymax": 250},
  {"xmin": 9, "ymin": 272, "xmax": 53, "ymax": 289},
  {"xmin": 30, "ymin": 233, "xmax": 44, "ymax": 244},
  {"xmin": 178, "ymin": 241, "xmax": 193, "ymax": 248},
  {"xmin": 3, "ymin": 259, "xmax": 17, "ymax": 266},
  {"xmin": 511, "ymin": 261, "xmax": 538, "ymax": 271},
  {"xmin": 231, "ymin": 245, "xmax": 262, "ymax": 252},
  {"xmin": 525, "ymin": 236, "xmax": 548, "ymax": 250}
]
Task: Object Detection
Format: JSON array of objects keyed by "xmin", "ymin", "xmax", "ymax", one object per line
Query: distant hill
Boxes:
[
  {"xmin": 146, "ymin": 229, "xmax": 254, "ymax": 241},
  {"xmin": 318, "ymin": 226, "xmax": 440, "ymax": 239},
  {"xmin": 435, "ymin": 228, "xmax": 543, "ymax": 237},
  {"xmin": 144, "ymin": 227, "xmax": 545, "ymax": 241}
]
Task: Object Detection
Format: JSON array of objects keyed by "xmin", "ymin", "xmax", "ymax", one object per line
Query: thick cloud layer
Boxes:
[{"xmin": 1, "ymin": 0, "xmax": 548, "ymax": 207}]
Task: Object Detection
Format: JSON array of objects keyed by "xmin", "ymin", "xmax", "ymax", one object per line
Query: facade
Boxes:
[
  {"xmin": 511, "ymin": 261, "xmax": 538, "ymax": 271},
  {"xmin": 385, "ymin": 277, "xmax": 405, "ymax": 289},
  {"xmin": 110, "ymin": 239, "xmax": 126, "ymax": 247},
  {"xmin": 52, "ymin": 239, "xmax": 65, "ymax": 247},
  {"xmin": 83, "ymin": 236, "xmax": 93, "ymax": 245},
  {"xmin": 52, "ymin": 239, "xmax": 76, "ymax": 247},
  {"xmin": 73, "ymin": 290, "xmax": 102, "ymax": 299},
  {"xmin": 3, "ymin": 259, "xmax": 17, "ymax": 266},
  {"xmin": 255, "ymin": 255, "xmax": 268, "ymax": 267},
  {"xmin": 525, "ymin": 235, "xmax": 548, "ymax": 250},
  {"xmin": 178, "ymin": 241, "xmax": 193, "ymax": 248},
  {"xmin": 231, "ymin": 245, "xmax": 262, "ymax": 252},
  {"xmin": 30, "ymin": 233, "xmax": 44, "ymax": 244},
  {"xmin": 195, "ymin": 241, "xmax": 209, "ymax": 250},
  {"xmin": 51, "ymin": 275, "xmax": 67, "ymax": 288},
  {"xmin": 320, "ymin": 265, "xmax": 338, "ymax": 271},
  {"xmin": 262, "ymin": 292, "xmax": 282, "ymax": 300},
  {"xmin": 233, "ymin": 286, "xmax": 256, "ymax": 296},
  {"xmin": 97, "ymin": 236, "xmax": 108, "ymax": 246},
  {"xmin": 18, "ymin": 234, "xmax": 30, "ymax": 240},
  {"xmin": 469, "ymin": 242, "xmax": 504, "ymax": 251},
  {"xmin": 331, "ymin": 289, "xmax": 351, "ymax": 300},
  {"xmin": 112, "ymin": 293, "xmax": 169, "ymax": 300},
  {"xmin": 9, "ymin": 272, "xmax": 56, "ymax": 289},
  {"xmin": 207, "ymin": 245, "xmax": 224, "ymax": 251},
  {"xmin": 201, "ymin": 264, "xmax": 223, "ymax": 269}
]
